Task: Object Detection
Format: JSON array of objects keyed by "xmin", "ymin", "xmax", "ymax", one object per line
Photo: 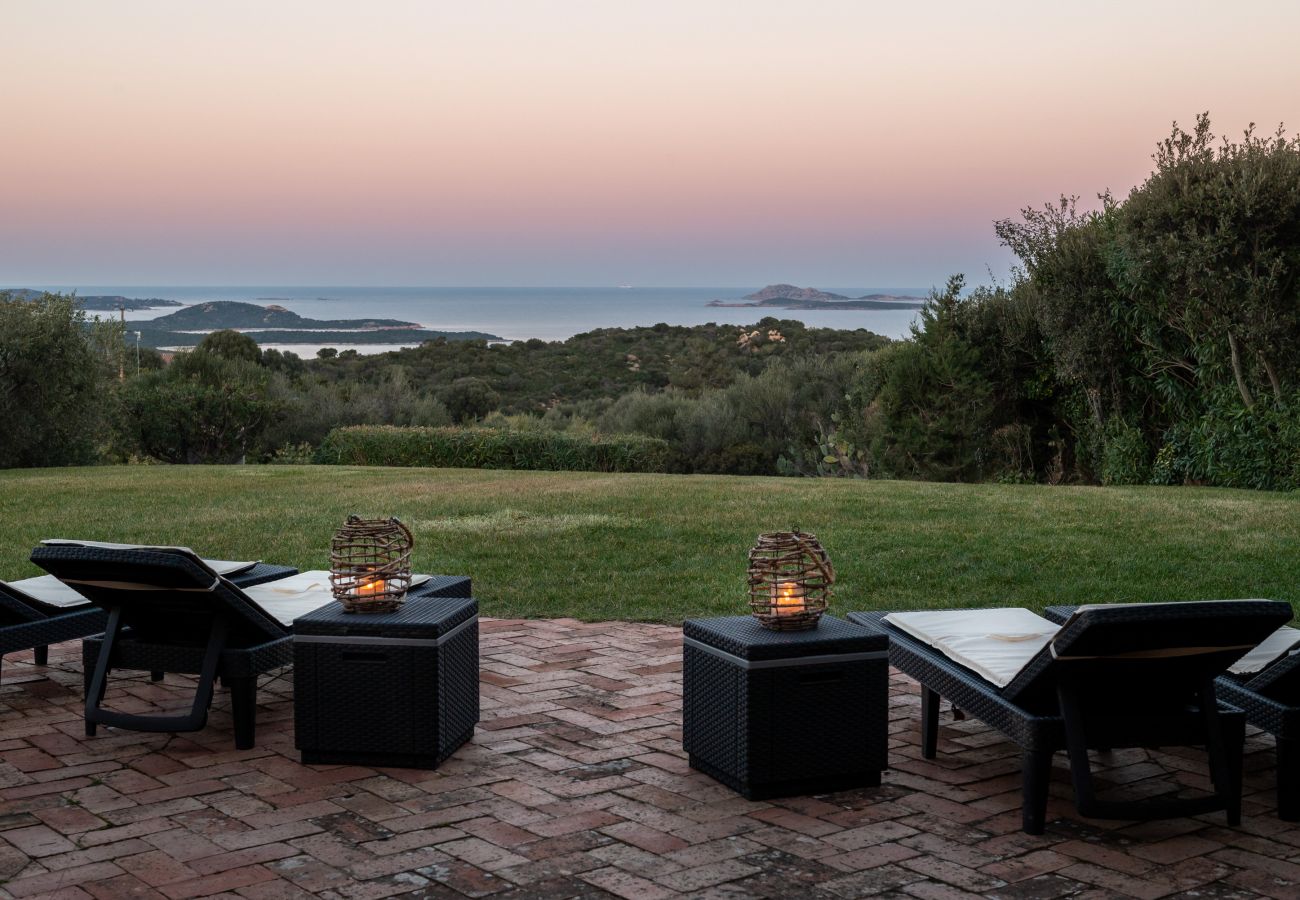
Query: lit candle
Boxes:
[
  {"xmin": 354, "ymin": 578, "xmax": 386, "ymax": 597},
  {"xmin": 773, "ymin": 580, "xmax": 805, "ymax": 616}
]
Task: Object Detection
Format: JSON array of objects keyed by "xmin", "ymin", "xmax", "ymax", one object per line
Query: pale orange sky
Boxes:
[{"xmin": 3, "ymin": 1, "xmax": 1298, "ymax": 286}]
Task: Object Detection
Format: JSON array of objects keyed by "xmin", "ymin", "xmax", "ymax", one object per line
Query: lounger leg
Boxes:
[
  {"xmin": 151, "ymin": 671, "xmax": 164, "ymax": 682},
  {"xmin": 84, "ymin": 610, "xmax": 122, "ymax": 738},
  {"xmin": 1278, "ymin": 737, "xmax": 1300, "ymax": 822},
  {"xmin": 1022, "ymin": 748, "xmax": 1052, "ymax": 835},
  {"xmin": 86, "ymin": 616, "xmax": 227, "ymax": 736},
  {"xmin": 34, "ymin": 645, "xmax": 49, "ymax": 666},
  {"xmin": 1198, "ymin": 680, "xmax": 1241, "ymax": 826},
  {"xmin": 229, "ymin": 676, "xmax": 258, "ymax": 750},
  {"xmin": 921, "ymin": 686, "xmax": 940, "ymax": 759}
]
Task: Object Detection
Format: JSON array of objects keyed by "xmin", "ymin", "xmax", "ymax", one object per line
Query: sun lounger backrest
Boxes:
[
  {"xmin": 1001, "ymin": 600, "xmax": 1293, "ymax": 709},
  {"xmin": 30, "ymin": 546, "xmax": 287, "ymax": 644},
  {"xmin": 1245, "ymin": 649, "xmax": 1300, "ymax": 699}
]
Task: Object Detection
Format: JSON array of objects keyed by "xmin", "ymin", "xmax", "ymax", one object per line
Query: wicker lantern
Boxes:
[
  {"xmin": 330, "ymin": 515, "xmax": 414, "ymax": 613},
  {"xmin": 747, "ymin": 529, "xmax": 833, "ymax": 631}
]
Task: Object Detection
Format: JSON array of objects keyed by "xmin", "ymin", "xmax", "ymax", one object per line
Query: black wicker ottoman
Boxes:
[
  {"xmin": 293, "ymin": 581, "xmax": 478, "ymax": 769},
  {"xmin": 682, "ymin": 615, "xmax": 889, "ymax": 800}
]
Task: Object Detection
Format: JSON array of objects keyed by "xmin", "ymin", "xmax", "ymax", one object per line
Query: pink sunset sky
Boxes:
[{"xmin": 4, "ymin": 0, "xmax": 1298, "ymax": 288}]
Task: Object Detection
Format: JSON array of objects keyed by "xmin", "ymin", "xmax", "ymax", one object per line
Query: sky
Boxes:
[{"xmin": 3, "ymin": 1, "xmax": 1298, "ymax": 288}]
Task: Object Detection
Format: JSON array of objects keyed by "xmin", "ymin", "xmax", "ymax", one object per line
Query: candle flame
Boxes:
[
  {"xmin": 773, "ymin": 580, "xmax": 805, "ymax": 615},
  {"xmin": 355, "ymin": 578, "xmax": 386, "ymax": 597}
]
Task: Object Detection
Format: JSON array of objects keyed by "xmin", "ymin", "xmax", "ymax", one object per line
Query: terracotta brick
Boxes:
[
  {"xmin": 580, "ymin": 866, "xmax": 679, "ymax": 899},
  {"xmin": 4, "ymin": 823, "xmax": 79, "ymax": 857},
  {"xmin": 1, "ymin": 619, "xmax": 1294, "ymax": 900},
  {"xmin": 82, "ymin": 873, "xmax": 170, "ymax": 900},
  {"xmin": 4, "ymin": 862, "xmax": 128, "ymax": 898}
]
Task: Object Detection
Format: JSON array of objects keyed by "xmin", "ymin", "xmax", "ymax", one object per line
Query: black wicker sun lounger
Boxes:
[
  {"xmin": 1043, "ymin": 604, "xmax": 1300, "ymax": 822},
  {"xmin": 849, "ymin": 601, "xmax": 1292, "ymax": 834},
  {"xmin": 31, "ymin": 543, "xmax": 300, "ymax": 749},
  {"xmin": 1, "ymin": 579, "xmax": 108, "ymax": 683},
  {"xmin": 2, "ymin": 545, "xmax": 288, "ymax": 685}
]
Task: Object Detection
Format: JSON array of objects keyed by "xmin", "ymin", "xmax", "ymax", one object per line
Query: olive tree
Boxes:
[{"xmin": 0, "ymin": 292, "xmax": 116, "ymax": 467}]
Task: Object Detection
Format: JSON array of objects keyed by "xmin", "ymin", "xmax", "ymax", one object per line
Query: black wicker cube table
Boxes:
[
  {"xmin": 293, "ymin": 578, "xmax": 478, "ymax": 769},
  {"xmin": 682, "ymin": 614, "xmax": 889, "ymax": 800}
]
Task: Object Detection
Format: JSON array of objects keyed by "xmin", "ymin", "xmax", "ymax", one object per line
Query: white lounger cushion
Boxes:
[
  {"xmin": 884, "ymin": 608, "xmax": 1059, "ymax": 688},
  {"xmin": 1229, "ymin": 625, "xmax": 1300, "ymax": 675},
  {"xmin": 240, "ymin": 570, "xmax": 431, "ymax": 626},
  {"xmin": 2, "ymin": 575, "xmax": 94, "ymax": 609}
]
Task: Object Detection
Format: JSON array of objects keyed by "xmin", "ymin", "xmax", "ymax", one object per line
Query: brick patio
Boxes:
[{"xmin": 2, "ymin": 618, "xmax": 1299, "ymax": 900}]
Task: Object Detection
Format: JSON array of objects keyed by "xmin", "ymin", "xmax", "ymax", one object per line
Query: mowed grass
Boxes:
[{"xmin": 1, "ymin": 465, "xmax": 1297, "ymax": 623}]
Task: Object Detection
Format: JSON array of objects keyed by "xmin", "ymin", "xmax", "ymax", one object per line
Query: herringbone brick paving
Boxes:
[{"xmin": 2, "ymin": 618, "xmax": 1298, "ymax": 899}]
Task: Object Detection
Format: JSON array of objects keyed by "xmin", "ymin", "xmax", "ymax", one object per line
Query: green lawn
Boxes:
[{"xmin": 1, "ymin": 465, "xmax": 1296, "ymax": 622}]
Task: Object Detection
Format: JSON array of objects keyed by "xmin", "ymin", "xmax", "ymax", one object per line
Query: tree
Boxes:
[
  {"xmin": 119, "ymin": 350, "xmax": 276, "ymax": 463},
  {"xmin": 996, "ymin": 196, "xmax": 1133, "ymax": 427},
  {"xmin": 1118, "ymin": 114, "xmax": 1300, "ymax": 409},
  {"xmin": 196, "ymin": 329, "xmax": 261, "ymax": 363},
  {"xmin": 0, "ymin": 292, "xmax": 114, "ymax": 467},
  {"xmin": 861, "ymin": 276, "xmax": 997, "ymax": 480},
  {"xmin": 439, "ymin": 377, "xmax": 500, "ymax": 423}
]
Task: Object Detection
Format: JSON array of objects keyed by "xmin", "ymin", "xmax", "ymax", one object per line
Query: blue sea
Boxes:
[{"xmin": 34, "ymin": 285, "xmax": 928, "ymax": 355}]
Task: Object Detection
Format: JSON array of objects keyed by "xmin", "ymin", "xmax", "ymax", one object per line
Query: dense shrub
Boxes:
[
  {"xmin": 0, "ymin": 293, "xmax": 117, "ymax": 468},
  {"xmin": 316, "ymin": 426, "xmax": 672, "ymax": 473},
  {"xmin": 439, "ymin": 376, "xmax": 500, "ymax": 423},
  {"xmin": 1099, "ymin": 420, "xmax": 1150, "ymax": 486},
  {"xmin": 856, "ymin": 278, "xmax": 997, "ymax": 480},
  {"xmin": 1175, "ymin": 392, "xmax": 1300, "ymax": 491},
  {"xmin": 118, "ymin": 350, "xmax": 277, "ymax": 463}
]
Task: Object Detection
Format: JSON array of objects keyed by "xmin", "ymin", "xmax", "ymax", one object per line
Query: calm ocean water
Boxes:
[{"xmin": 37, "ymin": 285, "xmax": 928, "ymax": 354}]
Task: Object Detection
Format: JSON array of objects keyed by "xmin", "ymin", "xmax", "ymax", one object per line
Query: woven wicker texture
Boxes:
[
  {"xmin": 31, "ymin": 548, "xmax": 293, "ymax": 644},
  {"xmin": 1044, "ymin": 602, "xmax": 1300, "ymax": 821},
  {"xmin": 82, "ymin": 633, "xmax": 294, "ymax": 681},
  {"xmin": 1, "ymin": 602, "xmax": 109, "ymax": 682},
  {"xmin": 77, "ymin": 563, "xmax": 299, "ymax": 675},
  {"xmin": 2, "ymin": 606, "xmax": 107, "ymax": 656},
  {"xmin": 330, "ymin": 516, "xmax": 413, "ymax": 613},
  {"xmin": 295, "ymin": 579, "xmax": 476, "ymax": 638},
  {"xmin": 294, "ymin": 595, "xmax": 479, "ymax": 769},
  {"xmin": 852, "ymin": 607, "xmax": 1264, "ymax": 833},
  {"xmin": 682, "ymin": 614, "xmax": 887, "ymax": 799},
  {"xmin": 746, "ymin": 530, "xmax": 834, "ymax": 631},
  {"xmin": 684, "ymin": 614, "xmax": 883, "ymax": 661},
  {"xmin": 849, "ymin": 610, "xmax": 1066, "ymax": 749}
]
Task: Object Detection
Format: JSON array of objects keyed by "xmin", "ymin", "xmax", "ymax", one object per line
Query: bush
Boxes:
[
  {"xmin": 1099, "ymin": 420, "xmax": 1150, "ymax": 486},
  {"xmin": 439, "ymin": 377, "xmax": 499, "ymax": 423},
  {"xmin": 117, "ymin": 351, "xmax": 276, "ymax": 463},
  {"xmin": 0, "ymin": 292, "xmax": 116, "ymax": 467},
  {"xmin": 316, "ymin": 426, "xmax": 671, "ymax": 473},
  {"xmin": 599, "ymin": 389, "xmax": 693, "ymax": 444},
  {"xmin": 1176, "ymin": 392, "xmax": 1300, "ymax": 491}
]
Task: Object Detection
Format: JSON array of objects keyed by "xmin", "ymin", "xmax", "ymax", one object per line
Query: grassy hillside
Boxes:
[{"xmin": 1, "ymin": 466, "xmax": 1296, "ymax": 622}]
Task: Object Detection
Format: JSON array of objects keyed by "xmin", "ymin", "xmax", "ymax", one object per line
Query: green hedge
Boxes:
[{"xmin": 316, "ymin": 425, "xmax": 672, "ymax": 473}]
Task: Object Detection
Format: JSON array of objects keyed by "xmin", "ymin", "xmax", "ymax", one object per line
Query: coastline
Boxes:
[{"xmin": 32, "ymin": 285, "xmax": 928, "ymax": 352}]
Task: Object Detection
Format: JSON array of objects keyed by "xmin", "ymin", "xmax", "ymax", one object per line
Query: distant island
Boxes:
[
  {"xmin": 137, "ymin": 302, "xmax": 503, "ymax": 347},
  {"xmin": 708, "ymin": 284, "xmax": 926, "ymax": 310},
  {"xmin": 151, "ymin": 301, "xmax": 419, "ymax": 331},
  {"xmin": 146, "ymin": 327, "xmax": 503, "ymax": 348},
  {"xmin": 4, "ymin": 293, "xmax": 502, "ymax": 347},
  {"xmin": 1, "ymin": 288, "xmax": 181, "ymax": 311}
]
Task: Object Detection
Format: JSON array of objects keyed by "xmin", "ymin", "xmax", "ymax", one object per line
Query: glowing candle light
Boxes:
[
  {"xmin": 773, "ymin": 580, "xmax": 805, "ymax": 616},
  {"xmin": 354, "ymin": 577, "xmax": 386, "ymax": 597}
]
